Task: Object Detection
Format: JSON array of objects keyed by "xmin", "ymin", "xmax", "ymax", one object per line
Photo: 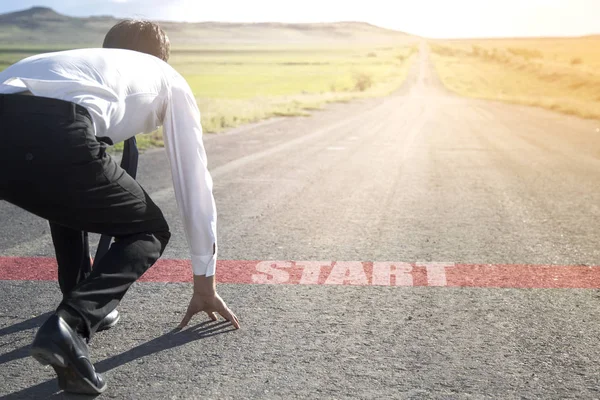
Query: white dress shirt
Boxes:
[{"xmin": 0, "ymin": 48, "xmax": 217, "ymax": 276}]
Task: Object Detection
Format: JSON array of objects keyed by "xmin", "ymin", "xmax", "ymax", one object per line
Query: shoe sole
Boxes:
[
  {"xmin": 97, "ymin": 312, "xmax": 120, "ymax": 332},
  {"xmin": 30, "ymin": 346, "xmax": 107, "ymax": 395}
]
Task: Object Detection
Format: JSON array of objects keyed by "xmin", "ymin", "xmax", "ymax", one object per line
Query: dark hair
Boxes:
[{"xmin": 103, "ymin": 19, "xmax": 171, "ymax": 62}]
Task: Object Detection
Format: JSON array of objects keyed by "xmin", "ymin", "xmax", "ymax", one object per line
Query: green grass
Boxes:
[
  {"xmin": 176, "ymin": 45, "xmax": 417, "ymax": 136},
  {"xmin": 0, "ymin": 44, "xmax": 418, "ymax": 151}
]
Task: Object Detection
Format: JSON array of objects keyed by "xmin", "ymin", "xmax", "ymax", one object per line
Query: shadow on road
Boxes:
[
  {"xmin": 2, "ymin": 320, "xmax": 235, "ymax": 399},
  {"xmin": 0, "ymin": 312, "xmax": 53, "ymax": 366},
  {"xmin": 0, "ymin": 312, "xmax": 52, "ymax": 337}
]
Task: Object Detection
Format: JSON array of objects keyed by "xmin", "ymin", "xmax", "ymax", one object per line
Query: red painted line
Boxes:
[{"xmin": 1, "ymin": 257, "xmax": 600, "ymax": 288}]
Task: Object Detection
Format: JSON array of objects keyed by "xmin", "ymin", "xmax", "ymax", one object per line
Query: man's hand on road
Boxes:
[{"xmin": 178, "ymin": 291, "xmax": 240, "ymax": 329}]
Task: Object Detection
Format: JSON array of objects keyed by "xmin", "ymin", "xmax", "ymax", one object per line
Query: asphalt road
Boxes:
[{"xmin": 1, "ymin": 46, "xmax": 600, "ymax": 399}]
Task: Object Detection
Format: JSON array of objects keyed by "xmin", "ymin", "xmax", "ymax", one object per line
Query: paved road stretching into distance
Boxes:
[{"xmin": 1, "ymin": 45, "xmax": 600, "ymax": 398}]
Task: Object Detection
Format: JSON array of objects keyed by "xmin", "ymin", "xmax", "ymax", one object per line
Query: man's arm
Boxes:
[
  {"xmin": 162, "ymin": 74, "xmax": 239, "ymax": 328},
  {"xmin": 162, "ymin": 75, "xmax": 217, "ymax": 277}
]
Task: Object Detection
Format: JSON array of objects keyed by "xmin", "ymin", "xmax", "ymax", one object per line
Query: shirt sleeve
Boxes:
[{"xmin": 162, "ymin": 75, "xmax": 217, "ymax": 276}]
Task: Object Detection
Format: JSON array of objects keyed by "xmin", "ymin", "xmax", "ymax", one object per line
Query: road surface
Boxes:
[{"xmin": 1, "ymin": 45, "xmax": 600, "ymax": 399}]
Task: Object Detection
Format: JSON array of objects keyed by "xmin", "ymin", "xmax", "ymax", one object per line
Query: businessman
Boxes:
[{"xmin": 0, "ymin": 20, "xmax": 238, "ymax": 394}]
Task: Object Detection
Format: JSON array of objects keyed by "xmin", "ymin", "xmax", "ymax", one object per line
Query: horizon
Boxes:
[{"xmin": 0, "ymin": 1, "xmax": 598, "ymax": 39}]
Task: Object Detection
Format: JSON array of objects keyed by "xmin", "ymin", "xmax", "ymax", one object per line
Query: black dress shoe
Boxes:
[
  {"xmin": 97, "ymin": 309, "xmax": 120, "ymax": 332},
  {"xmin": 30, "ymin": 314, "xmax": 107, "ymax": 394}
]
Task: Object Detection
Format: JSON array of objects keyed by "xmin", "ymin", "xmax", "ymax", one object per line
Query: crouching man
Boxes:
[{"xmin": 0, "ymin": 20, "xmax": 238, "ymax": 394}]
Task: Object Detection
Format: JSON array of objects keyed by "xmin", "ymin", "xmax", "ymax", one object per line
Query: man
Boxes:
[
  {"xmin": 48, "ymin": 20, "xmax": 172, "ymax": 333},
  {"xmin": 0, "ymin": 20, "xmax": 239, "ymax": 395}
]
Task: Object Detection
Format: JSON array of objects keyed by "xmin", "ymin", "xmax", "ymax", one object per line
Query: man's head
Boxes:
[{"xmin": 103, "ymin": 19, "xmax": 171, "ymax": 62}]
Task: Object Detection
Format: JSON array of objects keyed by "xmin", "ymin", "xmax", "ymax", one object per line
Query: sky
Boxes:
[{"xmin": 0, "ymin": 0, "xmax": 597, "ymax": 38}]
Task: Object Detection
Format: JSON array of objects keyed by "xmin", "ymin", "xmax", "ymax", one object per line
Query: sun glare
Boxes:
[{"xmin": 163, "ymin": 0, "xmax": 595, "ymax": 39}]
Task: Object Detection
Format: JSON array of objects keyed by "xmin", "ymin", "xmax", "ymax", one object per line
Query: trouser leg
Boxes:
[
  {"xmin": 52, "ymin": 137, "xmax": 140, "ymax": 296},
  {"xmin": 59, "ymin": 229, "xmax": 170, "ymax": 339},
  {"xmin": 7, "ymin": 158, "xmax": 171, "ymax": 339},
  {"xmin": 50, "ymin": 223, "xmax": 92, "ymax": 295}
]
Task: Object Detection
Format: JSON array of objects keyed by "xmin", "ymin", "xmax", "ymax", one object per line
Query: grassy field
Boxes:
[
  {"xmin": 178, "ymin": 45, "xmax": 417, "ymax": 128},
  {"xmin": 0, "ymin": 44, "xmax": 417, "ymax": 150},
  {"xmin": 429, "ymin": 36, "xmax": 600, "ymax": 120}
]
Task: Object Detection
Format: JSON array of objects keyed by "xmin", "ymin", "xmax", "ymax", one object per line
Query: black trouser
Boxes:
[
  {"xmin": 50, "ymin": 136, "xmax": 139, "ymax": 296},
  {"xmin": 50, "ymin": 224, "xmax": 93, "ymax": 295},
  {"xmin": 0, "ymin": 94, "xmax": 171, "ymax": 339}
]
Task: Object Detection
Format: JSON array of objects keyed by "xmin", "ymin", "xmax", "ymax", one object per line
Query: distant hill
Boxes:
[{"xmin": 0, "ymin": 6, "xmax": 415, "ymax": 47}]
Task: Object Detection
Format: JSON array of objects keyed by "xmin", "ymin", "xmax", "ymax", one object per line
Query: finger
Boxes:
[
  {"xmin": 231, "ymin": 313, "xmax": 240, "ymax": 329},
  {"xmin": 178, "ymin": 308, "xmax": 195, "ymax": 329},
  {"xmin": 206, "ymin": 311, "xmax": 217, "ymax": 321},
  {"xmin": 218, "ymin": 308, "xmax": 240, "ymax": 329}
]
